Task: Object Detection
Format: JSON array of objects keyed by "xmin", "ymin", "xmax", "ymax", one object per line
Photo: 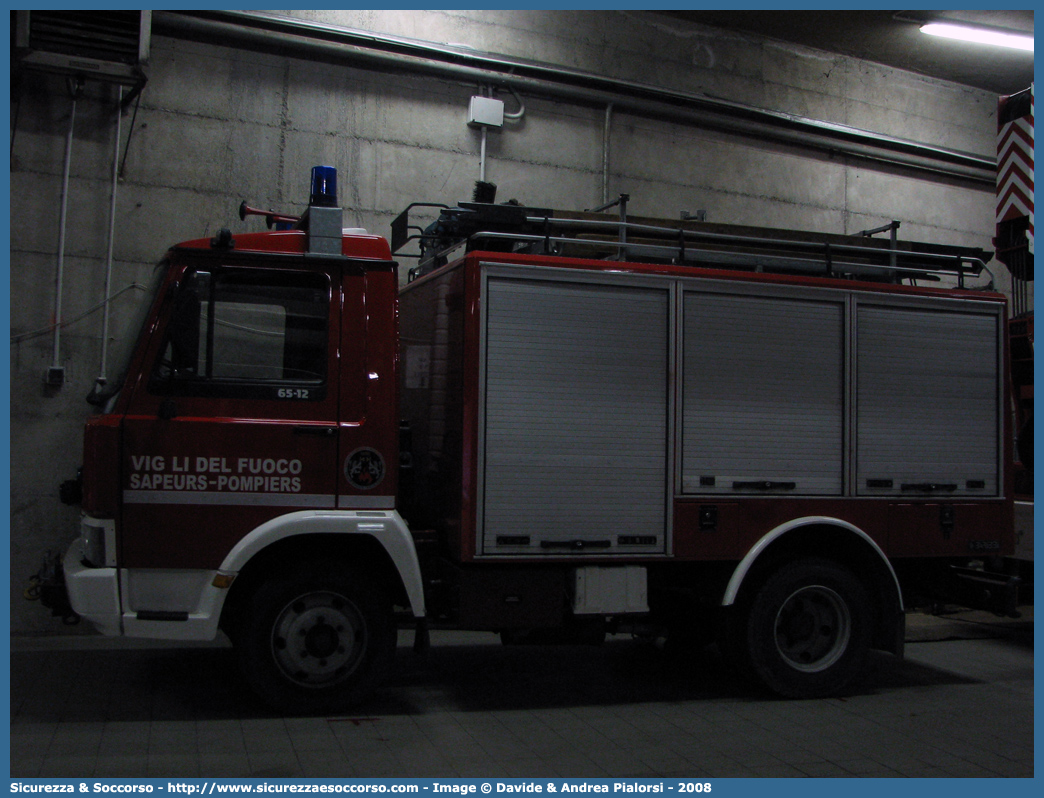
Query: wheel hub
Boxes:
[
  {"xmin": 271, "ymin": 591, "xmax": 366, "ymax": 687},
  {"xmin": 304, "ymin": 620, "xmax": 339, "ymax": 659},
  {"xmin": 773, "ymin": 584, "xmax": 851, "ymax": 673}
]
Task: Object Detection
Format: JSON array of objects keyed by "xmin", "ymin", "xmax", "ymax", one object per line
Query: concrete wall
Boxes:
[{"xmin": 9, "ymin": 10, "xmax": 1012, "ymax": 634}]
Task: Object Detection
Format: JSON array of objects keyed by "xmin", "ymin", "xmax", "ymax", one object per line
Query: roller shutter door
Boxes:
[
  {"xmin": 681, "ymin": 291, "xmax": 845, "ymax": 495},
  {"xmin": 481, "ymin": 274, "xmax": 669, "ymax": 554},
  {"xmin": 856, "ymin": 305, "xmax": 1000, "ymax": 496}
]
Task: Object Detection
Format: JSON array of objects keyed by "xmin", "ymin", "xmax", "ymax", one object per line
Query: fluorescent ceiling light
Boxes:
[{"xmin": 920, "ymin": 22, "xmax": 1034, "ymax": 52}]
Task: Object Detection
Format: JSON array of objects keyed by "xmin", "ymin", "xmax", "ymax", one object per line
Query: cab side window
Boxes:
[{"xmin": 151, "ymin": 268, "xmax": 330, "ymax": 400}]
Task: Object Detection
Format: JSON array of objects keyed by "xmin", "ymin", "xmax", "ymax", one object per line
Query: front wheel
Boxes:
[
  {"xmin": 742, "ymin": 558, "xmax": 871, "ymax": 699},
  {"xmin": 237, "ymin": 561, "xmax": 396, "ymax": 714}
]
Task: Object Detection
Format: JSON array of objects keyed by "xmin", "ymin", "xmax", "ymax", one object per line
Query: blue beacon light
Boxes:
[{"xmin": 310, "ymin": 165, "xmax": 338, "ymax": 207}]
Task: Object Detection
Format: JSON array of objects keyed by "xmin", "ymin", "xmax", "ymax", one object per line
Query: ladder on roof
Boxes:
[{"xmin": 392, "ymin": 196, "xmax": 994, "ymax": 287}]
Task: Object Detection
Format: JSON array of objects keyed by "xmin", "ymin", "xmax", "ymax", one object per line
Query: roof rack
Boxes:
[{"xmin": 392, "ymin": 196, "xmax": 993, "ymax": 288}]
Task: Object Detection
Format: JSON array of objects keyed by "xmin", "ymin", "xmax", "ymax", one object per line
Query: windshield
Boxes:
[{"xmin": 86, "ymin": 259, "xmax": 169, "ymax": 409}]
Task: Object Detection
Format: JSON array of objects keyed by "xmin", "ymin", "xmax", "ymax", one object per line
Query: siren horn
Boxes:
[{"xmin": 238, "ymin": 201, "xmax": 301, "ymax": 229}]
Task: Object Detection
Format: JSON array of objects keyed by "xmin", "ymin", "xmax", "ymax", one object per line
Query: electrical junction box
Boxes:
[
  {"xmin": 572, "ymin": 566, "xmax": 648, "ymax": 615},
  {"xmin": 468, "ymin": 96, "xmax": 504, "ymax": 128}
]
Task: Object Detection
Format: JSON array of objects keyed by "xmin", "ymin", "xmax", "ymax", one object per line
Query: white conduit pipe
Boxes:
[
  {"xmin": 99, "ymin": 86, "xmax": 123, "ymax": 385},
  {"xmin": 602, "ymin": 103, "xmax": 613, "ymax": 206},
  {"xmin": 479, "ymin": 125, "xmax": 487, "ymax": 182},
  {"xmin": 52, "ymin": 88, "xmax": 79, "ymax": 376},
  {"xmin": 501, "ymin": 84, "xmax": 525, "ymax": 121}
]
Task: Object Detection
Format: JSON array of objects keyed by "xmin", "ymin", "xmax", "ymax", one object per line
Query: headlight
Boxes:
[{"xmin": 79, "ymin": 518, "xmax": 108, "ymax": 567}]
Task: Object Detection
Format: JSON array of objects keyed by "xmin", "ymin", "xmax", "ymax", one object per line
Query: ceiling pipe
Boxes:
[{"xmin": 152, "ymin": 10, "xmax": 996, "ymax": 186}]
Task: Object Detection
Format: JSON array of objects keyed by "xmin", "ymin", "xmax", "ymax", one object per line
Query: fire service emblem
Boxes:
[{"xmin": 345, "ymin": 448, "xmax": 385, "ymax": 490}]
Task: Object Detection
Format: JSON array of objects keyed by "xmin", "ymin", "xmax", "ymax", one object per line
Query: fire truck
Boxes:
[{"xmin": 40, "ymin": 167, "xmax": 1016, "ymax": 712}]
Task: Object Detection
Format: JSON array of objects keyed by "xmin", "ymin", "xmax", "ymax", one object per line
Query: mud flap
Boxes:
[{"xmin": 26, "ymin": 550, "xmax": 80, "ymax": 625}]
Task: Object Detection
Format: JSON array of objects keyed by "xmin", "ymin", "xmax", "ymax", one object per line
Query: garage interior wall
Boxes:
[{"xmin": 9, "ymin": 9, "xmax": 1016, "ymax": 634}]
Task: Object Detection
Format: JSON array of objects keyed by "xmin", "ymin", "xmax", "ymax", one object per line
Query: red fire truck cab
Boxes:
[{"xmin": 50, "ymin": 169, "xmax": 1016, "ymax": 712}]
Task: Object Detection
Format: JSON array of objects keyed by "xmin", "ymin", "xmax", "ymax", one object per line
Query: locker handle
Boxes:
[
  {"xmin": 539, "ymin": 539, "xmax": 611, "ymax": 550},
  {"xmin": 732, "ymin": 480, "xmax": 796, "ymax": 491},
  {"xmin": 901, "ymin": 482, "xmax": 957, "ymax": 493}
]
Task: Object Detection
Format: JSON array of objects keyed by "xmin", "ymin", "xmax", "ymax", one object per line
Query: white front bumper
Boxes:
[{"xmin": 63, "ymin": 541, "xmax": 121, "ymax": 636}]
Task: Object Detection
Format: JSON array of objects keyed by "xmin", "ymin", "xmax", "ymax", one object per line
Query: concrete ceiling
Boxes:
[{"xmin": 657, "ymin": 10, "xmax": 1034, "ymax": 97}]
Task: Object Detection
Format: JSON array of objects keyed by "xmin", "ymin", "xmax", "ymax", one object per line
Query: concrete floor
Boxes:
[{"xmin": 10, "ymin": 609, "xmax": 1033, "ymax": 779}]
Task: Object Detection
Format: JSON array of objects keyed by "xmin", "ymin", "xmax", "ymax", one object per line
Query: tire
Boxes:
[
  {"xmin": 742, "ymin": 558, "xmax": 871, "ymax": 699},
  {"xmin": 236, "ymin": 561, "xmax": 396, "ymax": 714}
]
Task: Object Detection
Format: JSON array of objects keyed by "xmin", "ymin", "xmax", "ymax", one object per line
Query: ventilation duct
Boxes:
[{"xmin": 13, "ymin": 10, "xmax": 150, "ymax": 88}]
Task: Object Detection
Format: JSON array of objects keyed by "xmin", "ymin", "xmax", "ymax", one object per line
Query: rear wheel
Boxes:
[
  {"xmin": 742, "ymin": 558, "xmax": 871, "ymax": 698},
  {"xmin": 237, "ymin": 561, "xmax": 396, "ymax": 713}
]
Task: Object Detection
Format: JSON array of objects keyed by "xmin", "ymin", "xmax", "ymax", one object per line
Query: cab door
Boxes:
[{"xmin": 120, "ymin": 254, "xmax": 341, "ymax": 570}]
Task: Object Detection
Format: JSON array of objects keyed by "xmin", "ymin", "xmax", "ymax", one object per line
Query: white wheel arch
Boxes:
[
  {"xmin": 721, "ymin": 516, "xmax": 903, "ymax": 610},
  {"xmin": 217, "ymin": 509, "xmax": 426, "ymax": 618}
]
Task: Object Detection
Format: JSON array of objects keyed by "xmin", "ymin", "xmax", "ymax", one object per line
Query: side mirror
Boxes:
[
  {"xmin": 167, "ymin": 286, "xmax": 201, "ymax": 375},
  {"xmin": 150, "ymin": 272, "xmax": 206, "ymax": 400}
]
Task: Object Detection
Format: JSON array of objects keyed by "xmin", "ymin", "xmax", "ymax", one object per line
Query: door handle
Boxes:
[{"xmin": 292, "ymin": 425, "xmax": 336, "ymax": 437}]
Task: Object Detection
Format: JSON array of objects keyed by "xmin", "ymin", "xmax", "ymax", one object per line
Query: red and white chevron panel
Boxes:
[{"xmin": 997, "ymin": 85, "xmax": 1034, "ymax": 254}]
